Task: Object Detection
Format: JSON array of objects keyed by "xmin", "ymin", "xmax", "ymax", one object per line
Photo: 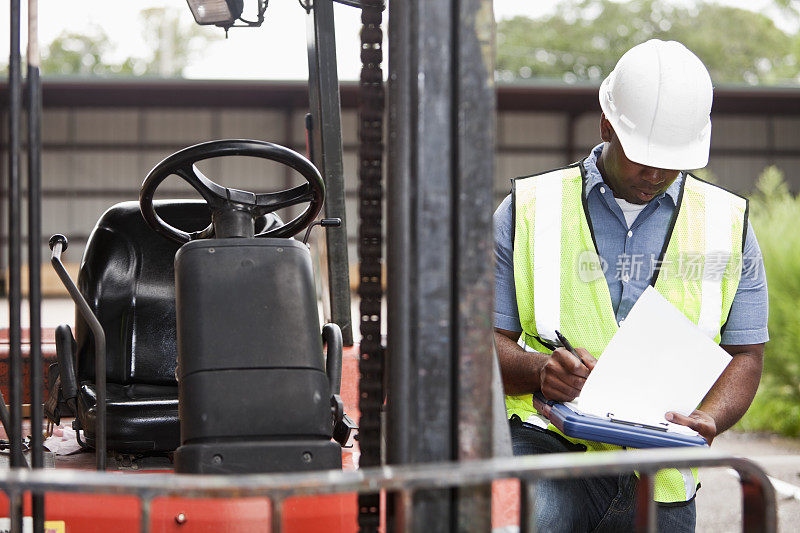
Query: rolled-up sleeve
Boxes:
[
  {"xmin": 494, "ymin": 195, "xmax": 523, "ymax": 332},
  {"xmin": 720, "ymin": 220, "xmax": 769, "ymax": 345}
]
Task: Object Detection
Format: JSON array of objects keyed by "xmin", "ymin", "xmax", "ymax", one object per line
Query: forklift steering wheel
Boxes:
[{"xmin": 140, "ymin": 139, "xmax": 325, "ymax": 244}]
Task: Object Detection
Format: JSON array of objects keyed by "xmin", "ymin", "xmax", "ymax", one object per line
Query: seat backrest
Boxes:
[
  {"xmin": 75, "ymin": 200, "xmax": 285, "ymax": 386},
  {"xmin": 75, "ymin": 200, "xmax": 210, "ymax": 385}
]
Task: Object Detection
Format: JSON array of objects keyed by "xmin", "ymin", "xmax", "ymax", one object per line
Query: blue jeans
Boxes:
[{"xmin": 510, "ymin": 417, "xmax": 696, "ymax": 532}]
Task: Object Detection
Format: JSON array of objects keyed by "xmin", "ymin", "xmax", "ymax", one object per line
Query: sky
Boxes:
[{"xmin": 0, "ymin": 0, "xmax": 789, "ymax": 80}]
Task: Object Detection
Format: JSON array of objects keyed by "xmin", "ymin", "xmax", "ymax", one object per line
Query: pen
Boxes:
[{"xmin": 554, "ymin": 330, "xmax": 590, "ymax": 372}]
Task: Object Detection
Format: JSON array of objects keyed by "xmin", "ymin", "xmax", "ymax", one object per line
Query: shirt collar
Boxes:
[{"xmin": 582, "ymin": 143, "xmax": 682, "ymax": 205}]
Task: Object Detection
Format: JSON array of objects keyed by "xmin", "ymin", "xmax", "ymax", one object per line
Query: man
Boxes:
[{"xmin": 493, "ymin": 40, "xmax": 768, "ymax": 532}]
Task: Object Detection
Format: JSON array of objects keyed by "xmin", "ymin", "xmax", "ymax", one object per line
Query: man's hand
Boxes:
[
  {"xmin": 540, "ymin": 347, "xmax": 597, "ymax": 402},
  {"xmin": 666, "ymin": 343, "xmax": 763, "ymax": 446},
  {"xmin": 494, "ymin": 329, "xmax": 598, "ymax": 398},
  {"xmin": 665, "ymin": 409, "xmax": 717, "ymax": 445}
]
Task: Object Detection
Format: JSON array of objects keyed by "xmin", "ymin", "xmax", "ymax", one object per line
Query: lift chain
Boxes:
[{"xmin": 357, "ymin": 1, "xmax": 385, "ymax": 531}]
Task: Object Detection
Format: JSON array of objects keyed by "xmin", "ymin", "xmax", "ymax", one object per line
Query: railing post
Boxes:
[
  {"xmin": 634, "ymin": 471, "xmax": 656, "ymax": 533},
  {"xmin": 8, "ymin": 490, "xmax": 23, "ymax": 533},
  {"xmin": 519, "ymin": 478, "xmax": 538, "ymax": 533},
  {"xmin": 139, "ymin": 494, "xmax": 152, "ymax": 533},
  {"xmin": 392, "ymin": 490, "xmax": 414, "ymax": 533},
  {"xmin": 739, "ymin": 469, "xmax": 777, "ymax": 533},
  {"xmin": 270, "ymin": 496, "xmax": 284, "ymax": 533}
]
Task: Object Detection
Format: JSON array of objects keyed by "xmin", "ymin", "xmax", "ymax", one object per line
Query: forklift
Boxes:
[
  {"xmin": 4, "ymin": 0, "xmax": 502, "ymax": 530},
  {"xmin": 2, "ymin": 1, "xmax": 784, "ymax": 532}
]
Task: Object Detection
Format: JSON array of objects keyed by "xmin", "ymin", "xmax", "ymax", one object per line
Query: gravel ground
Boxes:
[{"xmin": 697, "ymin": 431, "xmax": 800, "ymax": 532}]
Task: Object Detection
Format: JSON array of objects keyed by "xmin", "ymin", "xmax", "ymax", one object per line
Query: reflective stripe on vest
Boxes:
[
  {"xmin": 532, "ymin": 173, "xmax": 562, "ymax": 342},
  {"xmin": 508, "ymin": 164, "xmax": 747, "ymax": 503},
  {"xmin": 698, "ymin": 181, "xmax": 736, "ymax": 337}
]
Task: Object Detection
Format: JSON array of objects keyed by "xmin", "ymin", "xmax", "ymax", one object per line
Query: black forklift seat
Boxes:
[{"xmin": 73, "ymin": 200, "xmax": 281, "ymax": 452}]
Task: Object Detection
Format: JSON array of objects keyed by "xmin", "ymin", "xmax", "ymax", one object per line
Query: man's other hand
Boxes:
[
  {"xmin": 665, "ymin": 409, "xmax": 717, "ymax": 445},
  {"xmin": 540, "ymin": 347, "xmax": 597, "ymax": 402}
]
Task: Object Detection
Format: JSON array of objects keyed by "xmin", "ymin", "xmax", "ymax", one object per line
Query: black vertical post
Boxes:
[
  {"xmin": 387, "ymin": 0, "xmax": 496, "ymax": 530},
  {"xmin": 385, "ymin": 2, "xmax": 413, "ymax": 525},
  {"xmin": 8, "ymin": 0, "xmax": 26, "ymax": 531},
  {"xmin": 27, "ymin": 0, "xmax": 45, "ymax": 531},
  {"xmin": 387, "ymin": 0, "xmax": 455, "ymax": 528},
  {"xmin": 385, "ymin": 0, "xmax": 413, "ymax": 471},
  {"xmin": 305, "ymin": 0, "xmax": 354, "ymax": 346},
  {"xmin": 454, "ymin": 0, "xmax": 495, "ymax": 529}
]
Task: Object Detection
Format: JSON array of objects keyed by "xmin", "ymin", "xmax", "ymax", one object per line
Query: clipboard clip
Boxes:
[
  {"xmin": 606, "ymin": 412, "xmax": 669, "ymax": 433},
  {"xmin": 532, "ymin": 393, "xmax": 555, "ymax": 418}
]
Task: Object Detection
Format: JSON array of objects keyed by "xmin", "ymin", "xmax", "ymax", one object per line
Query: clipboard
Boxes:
[{"xmin": 532, "ymin": 393, "xmax": 708, "ymax": 448}]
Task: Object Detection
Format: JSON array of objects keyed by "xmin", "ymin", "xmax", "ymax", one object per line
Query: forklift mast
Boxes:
[
  {"xmin": 386, "ymin": 1, "xmax": 497, "ymax": 529},
  {"xmin": 305, "ymin": 0, "xmax": 354, "ymax": 348}
]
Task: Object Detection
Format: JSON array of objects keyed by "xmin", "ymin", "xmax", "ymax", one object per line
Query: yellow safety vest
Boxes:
[{"xmin": 508, "ymin": 163, "xmax": 747, "ymax": 503}]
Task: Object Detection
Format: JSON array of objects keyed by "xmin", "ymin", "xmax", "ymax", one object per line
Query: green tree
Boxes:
[
  {"xmin": 738, "ymin": 167, "xmax": 800, "ymax": 437},
  {"xmin": 41, "ymin": 28, "xmax": 137, "ymax": 76},
  {"xmin": 497, "ymin": 0, "xmax": 799, "ymax": 85},
  {"xmin": 138, "ymin": 7, "xmax": 221, "ymax": 77},
  {"xmin": 39, "ymin": 8, "xmax": 219, "ymax": 78}
]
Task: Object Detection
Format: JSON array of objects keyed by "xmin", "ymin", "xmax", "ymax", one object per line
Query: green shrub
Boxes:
[{"xmin": 736, "ymin": 166, "xmax": 800, "ymax": 437}]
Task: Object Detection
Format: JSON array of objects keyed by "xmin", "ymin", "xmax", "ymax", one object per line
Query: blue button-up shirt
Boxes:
[{"xmin": 493, "ymin": 144, "xmax": 769, "ymax": 345}]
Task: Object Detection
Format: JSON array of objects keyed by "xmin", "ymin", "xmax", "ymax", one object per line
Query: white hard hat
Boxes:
[{"xmin": 599, "ymin": 39, "xmax": 713, "ymax": 170}]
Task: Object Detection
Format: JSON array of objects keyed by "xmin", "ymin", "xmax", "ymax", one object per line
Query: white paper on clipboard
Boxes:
[{"xmin": 569, "ymin": 286, "xmax": 732, "ymax": 434}]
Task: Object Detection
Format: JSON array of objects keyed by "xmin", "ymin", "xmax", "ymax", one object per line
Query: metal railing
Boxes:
[{"xmin": 0, "ymin": 447, "xmax": 776, "ymax": 533}]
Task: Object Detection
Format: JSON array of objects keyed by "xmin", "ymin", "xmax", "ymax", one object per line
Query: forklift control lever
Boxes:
[{"xmin": 302, "ymin": 218, "xmax": 342, "ymax": 245}]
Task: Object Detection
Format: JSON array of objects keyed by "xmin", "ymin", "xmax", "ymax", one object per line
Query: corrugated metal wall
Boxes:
[
  {"xmin": 0, "ymin": 106, "xmax": 360, "ymax": 273},
  {"xmin": 2, "ymin": 90, "xmax": 799, "ymax": 289},
  {"xmin": 496, "ymin": 112, "xmax": 800, "ymax": 203}
]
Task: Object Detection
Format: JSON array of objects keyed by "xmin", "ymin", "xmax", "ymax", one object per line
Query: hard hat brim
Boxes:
[{"xmin": 608, "ymin": 111, "xmax": 711, "ymax": 171}]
